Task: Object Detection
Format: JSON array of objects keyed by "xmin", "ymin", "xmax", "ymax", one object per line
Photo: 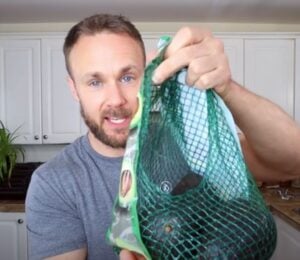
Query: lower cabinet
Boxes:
[
  {"xmin": 271, "ymin": 215, "xmax": 300, "ymax": 260},
  {"xmin": 0, "ymin": 212, "xmax": 27, "ymax": 260},
  {"xmin": 0, "ymin": 211, "xmax": 300, "ymax": 259}
]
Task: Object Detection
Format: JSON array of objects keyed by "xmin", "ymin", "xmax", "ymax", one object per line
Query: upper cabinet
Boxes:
[
  {"xmin": 41, "ymin": 38, "xmax": 86, "ymax": 143},
  {"xmin": 0, "ymin": 39, "xmax": 42, "ymax": 144},
  {"xmin": 0, "ymin": 33, "xmax": 299, "ymax": 144},
  {"xmin": 244, "ymin": 39, "xmax": 294, "ymax": 116},
  {"xmin": 0, "ymin": 36, "xmax": 87, "ymax": 144}
]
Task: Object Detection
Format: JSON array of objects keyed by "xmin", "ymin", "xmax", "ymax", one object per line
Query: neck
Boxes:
[{"xmin": 87, "ymin": 132, "xmax": 125, "ymax": 157}]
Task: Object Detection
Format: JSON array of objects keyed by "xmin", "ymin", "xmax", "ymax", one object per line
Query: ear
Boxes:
[{"xmin": 67, "ymin": 76, "xmax": 80, "ymax": 102}]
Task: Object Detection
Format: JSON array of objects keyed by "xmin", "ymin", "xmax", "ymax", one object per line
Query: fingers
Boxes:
[
  {"xmin": 152, "ymin": 27, "xmax": 213, "ymax": 84},
  {"xmin": 151, "ymin": 26, "xmax": 231, "ymax": 93},
  {"xmin": 152, "ymin": 42, "xmax": 210, "ymax": 84},
  {"xmin": 164, "ymin": 26, "xmax": 212, "ymax": 57},
  {"xmin": 185, "ymin": 54, "xmax": 220, "ymax": 87},
  {"xmin": 193, "ymin": 64, "xmax": 231, "ymax": 93},
  {"xmin": 119, "ymin": 250, "xmax": 145, "ymax": 260},
  {"xmin": 187, "ymin": 53, "xmax": 231, "ymax": 90}
]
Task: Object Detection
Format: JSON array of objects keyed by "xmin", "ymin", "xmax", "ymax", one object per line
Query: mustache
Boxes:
[{"xmin": 102, "ymin": 107, "xmax": 132, "ymax": 118}]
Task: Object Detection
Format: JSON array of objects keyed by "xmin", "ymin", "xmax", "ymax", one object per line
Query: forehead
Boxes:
[
  {"xmin": 68, "ymin": 32, "xmax": 145, "ymax": 76},
  {"xmin": 71, "ymin": 32, "xmax": 143, "ymax": 60}
]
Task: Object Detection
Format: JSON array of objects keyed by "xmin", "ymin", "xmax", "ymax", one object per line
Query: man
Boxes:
[{"xmin": 26, "ymin": 13, "xmax": 300, "ymax": 259}]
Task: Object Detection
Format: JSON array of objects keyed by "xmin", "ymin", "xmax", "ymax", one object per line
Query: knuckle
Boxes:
[
  {"xmin": 200, "ymin": 75, "xmax": 210, "ymax": 87},
  {"xmin": 213, "ymin": 38, "xmax": 225, "ymax": 52},
  {"xmin": 203, "ymin": 29, "xmax": 213, "ymax": 38},
  {"xmin": 179, "ymin": 26, "xmax": 194, "ymax": 39},
  {"xmin": 189, "ymin": 59, "xmax": 202, "ymax": 75}
]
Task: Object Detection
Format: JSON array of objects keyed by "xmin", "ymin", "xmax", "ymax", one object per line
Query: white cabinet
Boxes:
[
  {"xmin": 0, "ymin": 39, "xmax": 42, "ymax": 144},
  {"xmin": 0, "ymin": 212, "xmax": 27, "ymax": 260},
  {"xmin": 1, "ymin": 34, "xmax": 298, "ymax": 145},
  {"xmin": 41, "ymin": 38, "xmax": 86, "ymax": 143},
  {"xmin": 271, "ymin": 215, "xmax": 300, "ymax": 260},
  {"xmin": 244, "ymin": 39, "xmax": 294, "ymax": 116},
  {"xmin": 0, "ymin": 37, "xmax": 86, "ymax": 144}
]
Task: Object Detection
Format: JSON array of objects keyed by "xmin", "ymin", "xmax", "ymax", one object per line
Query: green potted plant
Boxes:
[{"xmin": 0, "ymin": 120, "xmax": 24, "ymax": 184}]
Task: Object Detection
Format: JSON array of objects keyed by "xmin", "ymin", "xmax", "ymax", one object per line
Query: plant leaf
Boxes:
[{"xmin": 0, "ymin": 120, "xmax": 24, "ymax": 183}]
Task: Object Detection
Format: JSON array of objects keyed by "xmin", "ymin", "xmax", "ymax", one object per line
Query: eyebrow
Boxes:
[
  {"xmin": 81, "ymin": 65, "xmax": 142, "ymax": 82},
  {"xmin": 121, "ymin": 65, "xmax": 141, "ymax": 74},
  {"xmin": 81, "ymin": 72, "xmax": 102, "ymax": 82}
]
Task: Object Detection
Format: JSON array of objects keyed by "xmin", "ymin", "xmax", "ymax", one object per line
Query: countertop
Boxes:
[
  {"xmin": 0, "ymin": 200, "xmax": 25, "ymax": 212},
  {"xmin": 261, "ymin": 187, "xmax": 300, "ymax": 231},
  {"xmin": 1, "ymin": 188, "xmax": 300, "ymax": 232}
]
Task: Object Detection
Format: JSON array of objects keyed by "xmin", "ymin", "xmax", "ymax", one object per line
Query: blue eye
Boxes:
[
  {"xmin": 89, "ymin": 80, "xmax": 102, "ymax": 88},
  {"xmin": 121, "ymin": 75, "xmax": 134, "ymax": 84}
]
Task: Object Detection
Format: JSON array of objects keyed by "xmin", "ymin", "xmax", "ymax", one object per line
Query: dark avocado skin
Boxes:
[
  {"xmin": 138, "ymin": 194, "xmax": 276, "ymax": 260},
  {"xmin": 136, "ymin": 114, "xmax": 276, "ymax": 259},
  {"xmin": 171, "ymin": 172, "xmax": 203, "ymax": 196}
]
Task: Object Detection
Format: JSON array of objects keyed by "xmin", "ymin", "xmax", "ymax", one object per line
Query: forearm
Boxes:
[{"xmin": 220, "ymin": 80, "xmax": 300, "ymax": 178}]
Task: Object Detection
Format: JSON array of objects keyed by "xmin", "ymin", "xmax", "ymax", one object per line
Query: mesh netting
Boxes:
[{"xmin": 134, "ymin": 50, "xmax": 277, "ymax": 259}]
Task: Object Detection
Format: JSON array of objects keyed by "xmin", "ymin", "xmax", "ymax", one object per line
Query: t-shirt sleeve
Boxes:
[{"xmin": 25, "ymin": 168, "xmax": 86, "ymax": 259}]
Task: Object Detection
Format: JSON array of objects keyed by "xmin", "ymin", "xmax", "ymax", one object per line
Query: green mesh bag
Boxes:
[{"xmin": 107, "ymin": 37, "xmax": 276, "ymax": 259}]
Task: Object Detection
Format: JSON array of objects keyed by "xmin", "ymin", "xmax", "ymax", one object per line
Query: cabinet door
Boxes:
[
  {"xmin": 41, "ymin": 38, "xmax": 86, "ymax": 143},
  {"xmin": 245, "ymin": 39, "xmax": 294, "ymax": 116},
  {"xmin": 271, "ymin": 215, "xmax": 300, "ymax": 260},
  {"xmin": 0, "ymin": 212, "xmax": 27, "ymax": 260},
  {"xmin": 0, "ymin": 39, "xmax": 42, "ymax": 144}
]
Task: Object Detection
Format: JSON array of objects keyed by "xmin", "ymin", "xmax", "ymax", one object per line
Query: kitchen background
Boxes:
[
  {"xmin": 1, "ymin": 1, "xmax": 300, "ymax": 259},
  {"xmin": 1, "ymin": 0, "xmax": 300, "ymax": 163}
]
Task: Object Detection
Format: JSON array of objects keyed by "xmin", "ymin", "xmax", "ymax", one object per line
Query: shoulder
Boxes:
[
  {"xmin": 34, "ymin": 136, "xmax": 87, "ymax": 180},
  {"xmin": 26, "ymin": 136, "xmax": 88, "ymax": 204}
]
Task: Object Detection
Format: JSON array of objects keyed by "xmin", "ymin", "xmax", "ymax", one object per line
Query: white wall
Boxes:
[
  {"xmin": 1, "ymin": 22, "xmax": 300, "ymax": 33},
  {"xmin": 20, "ymin": 144, "xmax": 66, "ymax": 163}
]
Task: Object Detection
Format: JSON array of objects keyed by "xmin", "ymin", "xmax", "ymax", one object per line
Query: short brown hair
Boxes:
[{"xmin": 63, "ymin": 14, "xmax": 145, "ymax": 76}]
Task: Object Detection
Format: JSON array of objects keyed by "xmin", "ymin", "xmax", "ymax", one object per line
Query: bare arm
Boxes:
[
  {"xmin": 45, "ymin": 248, "xmax": 87, "ymax": 260},
  {"xmin": 221, "ymin": 80, "xmax": 300, "ymax": 181}
]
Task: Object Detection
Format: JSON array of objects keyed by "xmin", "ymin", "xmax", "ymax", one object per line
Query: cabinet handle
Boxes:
[
  {"xmin": 34, "ymin": 135, "xmax": 39, "ymax": 140},
  {"xmin": 43, "ymin": 135, "xmax": 48, "ymax": 139},
  {"xmin": 17, "ymin": 219, "xmax": 24, "ymax": 224}
]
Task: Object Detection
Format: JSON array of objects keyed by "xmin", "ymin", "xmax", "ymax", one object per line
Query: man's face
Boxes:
[{"xmin": 68, "ymin": 32, "xmax": 144, "ymax": 149}]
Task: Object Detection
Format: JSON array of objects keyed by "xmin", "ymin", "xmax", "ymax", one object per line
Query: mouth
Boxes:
[{"xmin": 104, "ymin": 116, "xmax": 131, "ymax": 129}]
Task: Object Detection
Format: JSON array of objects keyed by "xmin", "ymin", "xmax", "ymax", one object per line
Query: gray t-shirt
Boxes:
[{"xmin": 25, "ymin": 135, "xmax": 122, "ymax": 259}]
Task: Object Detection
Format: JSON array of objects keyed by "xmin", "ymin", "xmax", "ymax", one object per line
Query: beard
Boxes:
[{"xmin": 80, "ymin": 103, "xmax": 131, "ymax": 149}]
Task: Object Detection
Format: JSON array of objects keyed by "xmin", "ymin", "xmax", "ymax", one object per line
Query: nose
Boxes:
[{"xmin": 106, "ymin": 84, "xmax": 126, "ymax": 107}]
